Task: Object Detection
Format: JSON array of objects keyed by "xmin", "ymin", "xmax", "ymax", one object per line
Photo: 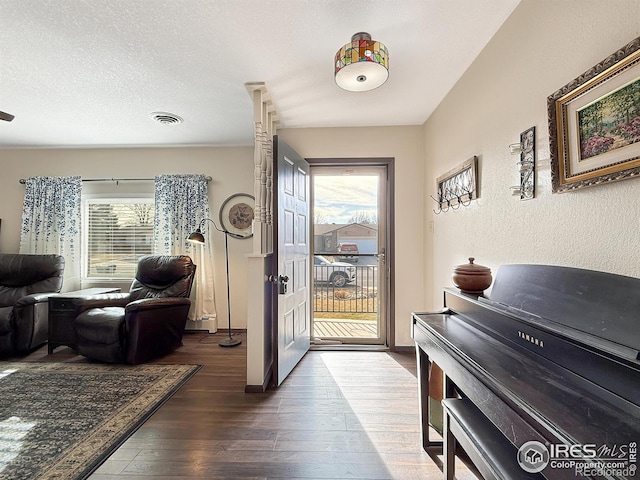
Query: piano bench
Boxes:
[{"xmin": 442, "ymin": 398, "xmax": 544, "ymax": 480}]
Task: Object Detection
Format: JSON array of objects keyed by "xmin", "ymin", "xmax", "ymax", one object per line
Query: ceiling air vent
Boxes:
[{"xmin": 151, "ymin": 112, "xmax": 183, "ymax": 125}]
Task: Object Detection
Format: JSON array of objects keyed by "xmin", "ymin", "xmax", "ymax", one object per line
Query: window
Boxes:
[{"xmin": 82, "ymin": 197, "xmax": 155, "ymax": 279}]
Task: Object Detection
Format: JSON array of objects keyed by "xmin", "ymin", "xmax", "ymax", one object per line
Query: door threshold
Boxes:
[{"xmin": 310, "ymin": 341, "xmax": 389, "ymax": 352}]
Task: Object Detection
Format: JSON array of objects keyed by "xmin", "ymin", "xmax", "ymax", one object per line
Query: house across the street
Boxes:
[{"xmin": 314, "ymin": 222, "xmax": 378, "ymax": 255}]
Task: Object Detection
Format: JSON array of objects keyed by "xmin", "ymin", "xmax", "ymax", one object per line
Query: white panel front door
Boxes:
[{"xmin": 274, "ymin": 136, "xmax": 310, "ymax": 386}]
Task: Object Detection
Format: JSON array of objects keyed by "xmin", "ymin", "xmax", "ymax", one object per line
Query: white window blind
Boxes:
[{"xmin": 83, "ymin": 198, "xmax": 155, "ymax": 278}]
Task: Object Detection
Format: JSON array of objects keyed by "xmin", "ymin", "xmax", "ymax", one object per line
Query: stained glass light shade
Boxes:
[{"xmin": 335, "ymin": 32, "xmax": 389, "ymax": 92}]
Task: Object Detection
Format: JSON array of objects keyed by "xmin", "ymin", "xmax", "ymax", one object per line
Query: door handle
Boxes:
[
  {"xmin": 278, "ymin": 275, "xmax": 289, "ymax": 294},
  {"xmin": 268, "ymin": 274, "xmax": 289, "ymax": 294}
]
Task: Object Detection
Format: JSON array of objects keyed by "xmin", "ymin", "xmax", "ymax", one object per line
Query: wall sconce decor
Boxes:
[
  {"xmin": 431, "ymin": 156, "xmax": 478, "ymax": 214},
  {"xmin": 510, "ymin": 126, "xmax": 536, "ymax": 200}
]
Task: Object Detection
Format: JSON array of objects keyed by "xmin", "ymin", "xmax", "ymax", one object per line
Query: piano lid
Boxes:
[{"xmin": 485, "ymin": 264, "xmax": 640, "ymax": 360}]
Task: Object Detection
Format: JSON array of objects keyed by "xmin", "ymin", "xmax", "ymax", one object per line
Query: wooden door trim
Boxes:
[{"xmin": 270, "ymin": 138, "xmax": 281, "ymax": 388}]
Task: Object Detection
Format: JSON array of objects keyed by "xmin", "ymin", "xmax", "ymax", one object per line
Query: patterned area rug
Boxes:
[{"xmin": 0, "ymin": 362, "xmax": 200, "ymax": 480}]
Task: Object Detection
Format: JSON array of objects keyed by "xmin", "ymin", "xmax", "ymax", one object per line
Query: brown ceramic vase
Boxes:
[{"xmin": 452, "ymin": 257, "xmax": 492, "ymax": 294}]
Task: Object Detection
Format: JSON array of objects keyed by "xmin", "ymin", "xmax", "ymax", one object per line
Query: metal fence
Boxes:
[{"xmin": 313, "ymin": 263, "xmax": 378, "ymax": 314}]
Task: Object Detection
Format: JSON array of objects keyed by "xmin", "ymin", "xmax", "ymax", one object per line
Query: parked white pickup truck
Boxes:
[{"xmin": 313, "ymin": 255, "xmax": 356, "ymax": 287}]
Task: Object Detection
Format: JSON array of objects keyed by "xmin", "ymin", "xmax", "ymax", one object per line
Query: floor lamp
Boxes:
[{"xmin": 188, "ymin": 218, "xmax": 242, "ymax": 348}]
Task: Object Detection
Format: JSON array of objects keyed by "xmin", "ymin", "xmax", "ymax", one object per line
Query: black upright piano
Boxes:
[{"xmin": 412, "ymin": 264, "xmax": 640, "ymax": 480}]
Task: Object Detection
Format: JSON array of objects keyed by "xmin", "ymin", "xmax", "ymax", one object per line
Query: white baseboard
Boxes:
[{"xmin": 184, "ymin": 317, "xmax": 218, "ymax": 333}]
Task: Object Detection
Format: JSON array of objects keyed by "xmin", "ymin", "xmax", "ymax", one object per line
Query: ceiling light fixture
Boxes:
[{"xmin": 334, "ymin": 32, "xmax": 389, "ymax": 92}]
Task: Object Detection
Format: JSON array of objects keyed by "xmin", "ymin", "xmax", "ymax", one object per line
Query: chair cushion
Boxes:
[
  {"xmin": 75, "ymin": 307, "xmax": 125, "ymax": 345},
  {"xmin": 128, "ymin": 255, "xmax": 195, "ymax": 301}
]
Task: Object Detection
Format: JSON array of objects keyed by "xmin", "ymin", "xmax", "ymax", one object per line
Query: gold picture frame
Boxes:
[{"xmin": 548, "ymin": 35, "xmax": 640, "ymax": 193}]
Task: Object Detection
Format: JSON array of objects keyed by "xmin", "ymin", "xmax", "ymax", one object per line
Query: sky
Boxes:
[{"xmin": 313, "ymin": 175, "xmax": 378, "ymax": 224}]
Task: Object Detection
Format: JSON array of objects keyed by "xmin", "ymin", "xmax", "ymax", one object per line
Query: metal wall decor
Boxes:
[
  {"xmin": 431, "ymin": 156, "xmax": 478, "ymax": 214},
  {"xmin": 219, "ymin": 193, "xmax": 255, "ymax": 239},
  {"xmin": 510, "ymin": 126, "xmax": 536, "ymax": 200}
]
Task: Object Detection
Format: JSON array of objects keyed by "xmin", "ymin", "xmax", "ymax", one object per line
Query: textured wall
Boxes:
[{"xmin": 423, "ymin": 0, "xmax": 640, "ymax": 309}]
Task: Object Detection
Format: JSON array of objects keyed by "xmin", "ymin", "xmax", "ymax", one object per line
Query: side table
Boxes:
[{"xmin": 48, "ymin": 287, "xmax": 121, "ymax": 353}]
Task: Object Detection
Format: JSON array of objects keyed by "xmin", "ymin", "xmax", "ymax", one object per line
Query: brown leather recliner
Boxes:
[
  {"xmin": 0, "ymin": 253, "xmax": 65, "ymax": 355},
  {"xmin": 73, "ymin": 255, "xmax": 196, "ymax": 364}
]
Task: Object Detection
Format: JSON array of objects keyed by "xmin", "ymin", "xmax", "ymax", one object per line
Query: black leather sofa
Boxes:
[
  {"xmin": 0, "ymin": 253, "xmax": 65, "ymax": 355},
  {"xmin": 73, "ymin": 255, "xmax": 196, "ymax": 364}
]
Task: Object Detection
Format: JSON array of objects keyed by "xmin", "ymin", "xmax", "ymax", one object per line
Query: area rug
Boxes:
[{"xmin": 0, "ymin": 362, "xmax": 201, "ymax": 480}]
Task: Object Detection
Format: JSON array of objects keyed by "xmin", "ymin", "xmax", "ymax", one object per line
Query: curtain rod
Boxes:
[{"xmin": 19, "ymin": 176, "xmax": 212, "ymax": 184}]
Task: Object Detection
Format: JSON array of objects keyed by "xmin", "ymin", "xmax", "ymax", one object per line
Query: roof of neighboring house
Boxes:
[{"xmin": 314, "ymin": 223, "xmax": 378, "ymax": 235}]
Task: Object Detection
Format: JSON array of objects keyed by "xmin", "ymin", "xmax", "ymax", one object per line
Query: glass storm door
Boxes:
[{"xmin": 310, "ymin": 165, "xmax": 388, "ymax": 346}]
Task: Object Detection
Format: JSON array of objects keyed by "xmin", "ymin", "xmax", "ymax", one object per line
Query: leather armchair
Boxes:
[
  {"xmin": 0, "ymin": 253, "xmax": 65, "ymax": 355},
  {"xmin": 73, "ymin": 255, "xmax": 196, "ymax": 364}
]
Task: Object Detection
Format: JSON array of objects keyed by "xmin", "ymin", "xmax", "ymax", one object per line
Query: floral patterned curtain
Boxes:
[
  {"xmin": 19, "ymin": 176, "xmax": 82, "ymax": 290},
  {"xmin": 154, "ymin": 174, "xmax": 216, "ymax": 328}
]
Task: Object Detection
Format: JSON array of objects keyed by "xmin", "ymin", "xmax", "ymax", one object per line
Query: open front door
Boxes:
[{"xmin": 273, "ymin": 136, "xmax": 310, "ymax": 386}]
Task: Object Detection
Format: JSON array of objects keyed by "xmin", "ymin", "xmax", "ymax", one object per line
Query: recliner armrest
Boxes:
[
  {"xmin": 15, "ymin": 292, "xmax": 57, "ymax": 307},
  {"xmin": 13, "ymin": 292, "xmax": 60, "ymax": 353},
  {"xmin": 123, "ymin": 297, "xmax": 192, "ymax": 364},
  {"xmin": 125, "ymin": 297, "xmax": 191, "ymax": 313},
  {"xmin": 73, "ymin": 293, "xmax": 131, "ymax": 313},
  {"xmin": 14, "ymin": 292, "xmax": 58, "ymax": 324}
]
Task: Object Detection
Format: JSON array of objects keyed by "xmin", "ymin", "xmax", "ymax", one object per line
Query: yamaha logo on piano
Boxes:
[{"xmin": 518, "ymin": 330, "xmax": 544, "ymax": 348}]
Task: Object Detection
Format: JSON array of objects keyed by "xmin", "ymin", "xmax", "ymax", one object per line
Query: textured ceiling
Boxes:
[{"xmin": 0, "ymin": 0, "xmax": 520, "ymax": 148}]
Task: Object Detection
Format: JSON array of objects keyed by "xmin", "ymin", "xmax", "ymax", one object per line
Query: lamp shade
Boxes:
[
  {"xmin": 335, "ymin": 32, "xmax": 389, "ymax": 92},
  {"xmin": 187, "ymin": 229, "xmax": 205, "ymax": 244}
]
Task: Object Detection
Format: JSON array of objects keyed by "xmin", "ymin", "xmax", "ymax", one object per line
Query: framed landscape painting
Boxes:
[{"xmin": 548, "ymin": 36, "xmax": 640, "ymax": 193}]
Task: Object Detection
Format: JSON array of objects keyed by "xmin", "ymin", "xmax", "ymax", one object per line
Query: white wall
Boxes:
[
  {"xmin": 279, "ymin": 126, "xmax": 425, "ymax": 347},
  {"xmin": 0, "ymin": 146, "xmax": 254, "ymax": 328},
  {"xmin": 423, "ymin": 0, "xmax": 640, "ymax": 309}
]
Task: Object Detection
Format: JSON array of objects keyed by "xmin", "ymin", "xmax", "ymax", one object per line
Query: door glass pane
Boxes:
[{"xmin": 311, "ymin": 171, "xmax": 384, "ymax": 344}]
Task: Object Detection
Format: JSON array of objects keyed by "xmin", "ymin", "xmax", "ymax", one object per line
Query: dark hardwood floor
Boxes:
[{"xmin": 25, "ymin": 331, "xmax": 474, "ymax": 479}]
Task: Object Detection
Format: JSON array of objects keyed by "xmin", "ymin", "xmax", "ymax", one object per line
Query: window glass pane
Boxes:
[{"xmin": 84, "ymin": 199, "xmax": 154, "ymax": 278}]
